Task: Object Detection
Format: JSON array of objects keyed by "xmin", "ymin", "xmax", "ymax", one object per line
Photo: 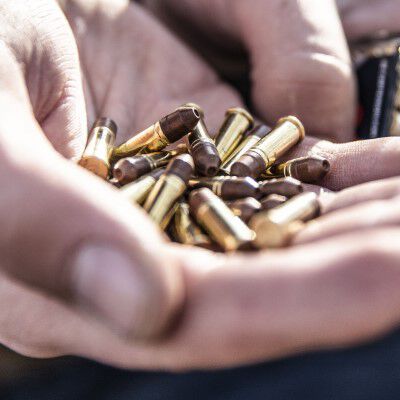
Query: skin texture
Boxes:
[
  {"xmin": 144, "ymin": 0, "xmax": 400, "ymax": 142},
  {"xmin": 2, "ymin": 0, "xmax": 400, "ymax": 372}
]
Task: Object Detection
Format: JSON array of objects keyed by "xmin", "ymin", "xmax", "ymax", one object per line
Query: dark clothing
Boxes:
[{"xmin": 1, "ymin": 329, "xmax": 400, "ymax": 400}]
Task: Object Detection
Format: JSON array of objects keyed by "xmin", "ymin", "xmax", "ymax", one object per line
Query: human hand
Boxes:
[
  {"xmin": 4, "ymin": 179, "xmax": 400, "ymax": 370},
  {"xmin": 143, "ymin": 0, "xmax": 400, "ymax": 142},
  {"xmin": 3, "ymin": 0, "xmax": 400, "ymax": 371}
]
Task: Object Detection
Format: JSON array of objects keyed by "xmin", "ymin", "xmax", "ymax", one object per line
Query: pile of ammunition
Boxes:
[{"xmin": 79, "ymin": 104, "xmax": 330, "ymax": 252}]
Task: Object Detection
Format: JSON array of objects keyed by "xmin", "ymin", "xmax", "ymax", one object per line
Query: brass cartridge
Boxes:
[
  {"xmin": 188, "ymin": 176, "xmax": 259, "ymax": 200},
  {"xmin": 189, "ymin": 188, "xmax": 256, "ymax": 252},
  {"xmin": 231, "ymin": 116, "xmax": 305, "ymax": 179},
  {"xmin": 250, "ymin": 192, "xmax": 320, "ymax": 249},
  {"xmin": 262, "ymin": 156, "xmax": 330, "ymax": 184},
  {"xmin": 113, "ymin": 145, "xmax": 186, "ymax": 185},
  {"xmin": 160, "ymin": 202, "xmax": 179, "ymax": 231},
  {"xmin": 120, "ymin": 169, "xmax": 164, "ymax": 205},
  {"xmin": 171, "ymin": 202, "xmax": 212, "ymax": 248},
  {"xmin": 221, "ymin": 124, "xmax": 270, "ymax": 174},
  {"xmin": 79, "ymin": 118, "xmax": 118, "ymax": 179},
  {"xmin": 181, "ymin": 103, "xmax": 221, "ymax": 177},
  {"xmin": 144, "ymin": 154, "xmax": 194, "ymax": 225},
  {"xmin": 215, "ymin": 107, "xmax": 254, "ymax": 162},
  {"xmin": 113, "ymin": 107, "xmax": 200, "ymax": 159}
]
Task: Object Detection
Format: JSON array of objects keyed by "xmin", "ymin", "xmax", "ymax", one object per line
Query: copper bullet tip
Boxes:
[
  {"xmin": 230, "ymin": 154, "xmax": 265, "ymax": 178},
  {"xmin": 291, "ymin": 156, "xmax": 330, "ymax": 183},
  {"xmin": 159, "ymin": 108, "xmax": 201, "ymax": 143}
]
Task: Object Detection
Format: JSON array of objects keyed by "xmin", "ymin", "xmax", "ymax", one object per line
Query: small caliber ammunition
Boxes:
[
  {"xmin": 260, "ymin": 194, "xmax": 288, "ymax": 211},
  {"xmin": 250, "ymin": 192, "xmax": 320, "ymax": 249},
  {"xmin": 79, "ymin": 118, "xmax": 118, "ymax": 179},
  {"xmin": 181, "ymin": 103, "xmax": 221, "ymax": 177},
  {"xmin": 171, "ymin": 202, "xmax": 212, "ymax": 248},
  {"xmin": 221, "ymin": 125, "xmax": 270, "ymax": 174},
  {"xmin": 144, "ymin": 154, "xmax": 194, "ymax": 225},
  {"xmin": 112, "ymin": 144, "xmax": 187, "ymax": 185},
  {"xmin": 113, "ymin": 107, "xmax": 200, "ymax": 159},
  {"xmin": 262, "ymin": 156, "xmax": 330, "ymax": 184},
  {"xmin": 226, "ymin": 198, "xmax": 262, "ymax": 223},
  {"xmin": 189, "ymin": 188, "xmax": 256, "ymax": 252},
  {"xmin": 258, "ymin": 177, "xmax": 304, "ymax": 198},
  {"xmin": 231, "ymin": 116, "xmax": 305, "ymax": 179},
  {"xmin": 188, "ymin": 176, "xmax": 259, "ymax": 200},
  {"xmin": 215, "ymin": 108, "xmax": 254, "ymax": 163},
  {"xmin": 160, "ymin": 202, "xmax": 179, "ymax": 231},
  {"xmin": 120, "ymin": 169, "xmax": 164, "ymax": 205}
]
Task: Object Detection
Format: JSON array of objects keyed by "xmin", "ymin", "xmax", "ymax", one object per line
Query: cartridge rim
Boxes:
[
  {"xmin": 225, "ymin": 107, "xmax": 254, "ymax": 128},
  {"xmin": 276, "ymin": 116, "xmax": 306, "ymax": 141}
]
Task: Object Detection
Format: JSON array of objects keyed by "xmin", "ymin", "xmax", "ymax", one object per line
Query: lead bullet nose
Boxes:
[{"xmin": 179, "ymin": 107, "xmax": 201, "ymax": 130}]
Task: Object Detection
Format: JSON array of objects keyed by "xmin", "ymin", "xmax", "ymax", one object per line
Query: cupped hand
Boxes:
[
  {"xmin": 3, "ymin": 0, "xmax": 400, "ymax": 372},
  {"xmin": 0, "ymin": 0, "xmax": 242, "ymax": 343},
  {"xmin": 144, "ymin": 0, "xmax": 400, "ymax": 142}
]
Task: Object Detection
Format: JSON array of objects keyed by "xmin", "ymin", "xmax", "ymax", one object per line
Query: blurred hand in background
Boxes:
[{"xmin": 144, "ymin": 0, "xmax": 400, "ymax": 142}]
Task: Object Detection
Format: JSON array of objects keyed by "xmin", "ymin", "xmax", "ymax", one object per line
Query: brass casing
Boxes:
[
  {"xmin": 189, "ymin": 178, "xmax": 226, "ymax": 198},
  {"xmin": 160, "ymin": 202, "xmax": 179, "ymax": 231},
  {"xmin": 113, "ymin": 122, "xmax": 169, "ymax": 159},
  {"xmin": 262, "ymin": 160, "xmax": 295, "ymax": 179},
  {"xmin": 193, "ymin": 194, "xmax": 256, "ymax": 252},
  {"xmin": 144, "ymin": 174, "xmax": 187, "ymax": 225},
  {"xmin": 250, "ymin": 192, "xmax": 319, "ymax": 249},
  {"xmin": 249, "ymin": 116, "xmax": 305, "ymax": 168},
  {"xmin": 216, "ymin": 108, "xmax": 254, "ymax": 162},
  {"xmin": 79, "ymin": 125, "xmax": 116, "ymax": 179},
  {"xmin": 173, "ymin": 202, "xmax": 211, "ymax": 247},
  {"xmin": 181, "ymin": 103, "xmax": 215, "ymax": 153},
  {"xmin": 189, "ymin": 121, "xmax": 215, "ymax": 150},
  {"xmin": 140, "ymin": 145, "xmax": 187, "ymax": 169},
  {"xmin": 221, "ymin": 133, "xmax": 264, "ymax": 174},
  {"xmin": 120, "ymin": 173, "xmax": 160, "ymax": 205}
]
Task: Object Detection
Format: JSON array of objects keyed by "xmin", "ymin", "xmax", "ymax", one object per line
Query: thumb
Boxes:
[
  {"xmin": 0, "ymin": 99, "xmax": 183, "ymax": 340},
  {"xmin": 1, "ymin": 151, "xmax": 184, "ymax": 339},
  {"xmin": 234, "ymin": 0, "xmax": 356, "ymax": 142}
]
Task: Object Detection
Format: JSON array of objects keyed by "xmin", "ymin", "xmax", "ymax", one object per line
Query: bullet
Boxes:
[
  {"xmin": 258, "ymin": 177, "xmax": 304, "ymax": 198},
  {"xmin": 231, "ymin": 116, "xmax": 305, "ymax": 179},
  {"xmin": 215, "ymin": 107, "xmax": 254, "ymax": 163},
  {"xmin": 250, "ymin": 192, "xmax": 320, "ymax": 249},
  {"xmin": 144, "ymin": 154, "xmax": 194, "ymax": 225},
  {"xmin": 262, "ymin": 156, "xmax": 330, "ymax": 184},
  {"xmin": 226, "ymin": 197, "xmax": 262, "ymax": 223},
  {"xmin": 171, "ymin": 201, "xmax": 212, "ymax": 248},
  {"xmin": 79, "ymin": 118, "xmax": 118, "ymax": 179},
  {"xmin": 120, "ymin": 169, "xmax": 164, "ymax": 205},
  {"xmin": 113, "ymin": 107, "xmax": 200, "ymax": 159},
  {"xmin": 181, "ymin": 103, "xmax": 221, "ymax": 177},
  {"xmin": 221, "ymin": 124, "xmax": 270, "ymax": 174},
  {"xmin": 112, "ymin": 144, "xmax": 187, "ymax": 185},
  {"xmin": 260, "ymin": 194, "xmax": 288, "ymax": 211},
  {"xmin": 190, "ymin": 188, "xmax": 255, "ymax": 252},
  {"xmin": 160, "ymin": 202, "xmax": 179, "ymax": 231},
  {"xmin": 188, "ymin": 176, "xmax": 259, "ymax": 200}
]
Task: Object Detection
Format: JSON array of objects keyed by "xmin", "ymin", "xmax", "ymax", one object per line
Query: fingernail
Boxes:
[{"xmin": 71, "ymin": 243, "xmax": 155, "ymax": 338}]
